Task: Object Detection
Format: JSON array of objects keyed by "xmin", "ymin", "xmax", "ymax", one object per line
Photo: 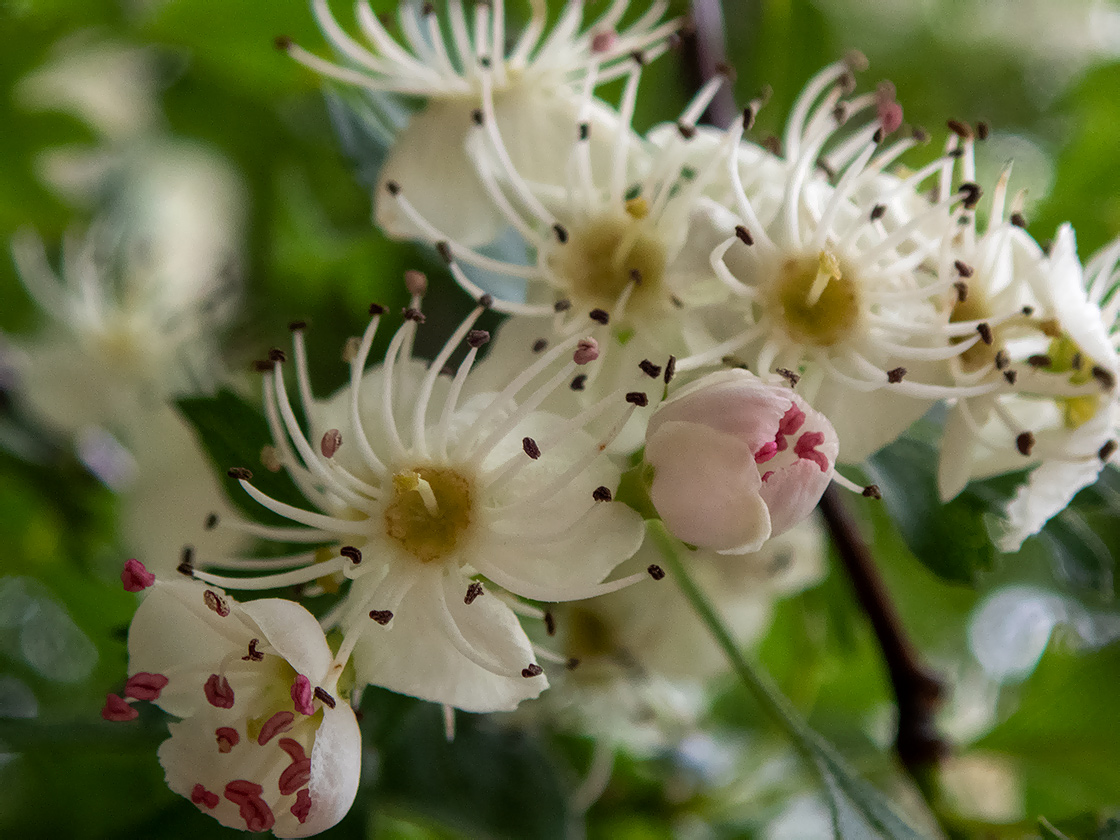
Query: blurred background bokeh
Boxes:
[{"xmin": 2, "ymin": 1, "xmax": 1120, "ymax": 837}]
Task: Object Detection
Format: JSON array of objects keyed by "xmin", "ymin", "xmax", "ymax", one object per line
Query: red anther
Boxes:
[
  {"xmin": 124, "ymin": 672, "xmax": 168, "ymax": 701},
  {"xmin": 204, "ymin": 674, "xmax": 235, "ymax": 709},
  {"xmin": 291, "ymin": 675, "xmax": 314, "ymax": 716},
  {"xmin": 101, "ymin": 693, "xmax": 138, "ymax": 722},
  {"xmin": 257, "ymin": 711, "xmax": 295, "ymax": 745},
  {"xmin": 121, "ymin": 559, "xmax": 155, "ymax": 592},
  {"xmin": 191, "ymin": 784, "xmax": 219, "ymax": 810},
  {"xmin": 216, "ymin": 727, "xmax": 240, "ymax": 753}
]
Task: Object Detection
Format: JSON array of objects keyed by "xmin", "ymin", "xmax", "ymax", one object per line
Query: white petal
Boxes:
[{"xmin": 350, "ymin": 567, "xmax": 545, "ymax": 712}]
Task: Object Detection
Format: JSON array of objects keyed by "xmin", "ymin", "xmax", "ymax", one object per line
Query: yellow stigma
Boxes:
[
  {"xmin": 384, "ymin": 467, "xmax": 473, "ymax": 563},
  {"xmin": 771, "ymin": 251, "xmax": 859, "ymax": 347},
  {"xmin": 546, "ymin": 212, "xmax": 667, "ymax": 319}
]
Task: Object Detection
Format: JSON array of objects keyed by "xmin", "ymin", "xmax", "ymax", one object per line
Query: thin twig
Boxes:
[
  {"xmin": 680, "ymin": 0, "xmax": 738, "ymax": 127},
  {"xmin": 818, "ymin": 486, "xmax": 948, "ymax": 777}
]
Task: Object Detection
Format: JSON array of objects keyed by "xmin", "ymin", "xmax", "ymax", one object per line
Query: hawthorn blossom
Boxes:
[
  {"xmin": 104, "ymin": 562, "xmax": 360, "ymax": 837},
  {"xmin": 285, "ymin": 0, "xmax": 679, "ymax": 246},
  {"xmin": 932, "ymin": 131, "xmax": 1119, "ymax": 549},
  {"xmin": 192, "ymin": 281, "xmax": 651, "ymax": 713},
  {"xmin": 682, "ymin": 58, "xmax": 999, "ymax": 462},
  {"xmin": 643, "ymin": 369, "xmax": 839, "ymax": 553}
]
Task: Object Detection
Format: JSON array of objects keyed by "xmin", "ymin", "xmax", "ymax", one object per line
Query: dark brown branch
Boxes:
[
  {"xmin": 818, "ymin": 486, "xmax": 948, "ymax": 775},
  {"xmin": 679, "ymin": 0, "xmax": 738, "ymax": 128}
]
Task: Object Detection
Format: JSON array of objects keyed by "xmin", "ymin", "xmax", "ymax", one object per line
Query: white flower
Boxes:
[
  {"xmin": 8, "ymin": 144, "xmax": 243, "ymax": 444},
  {"xmin": 103, "ymin": 563, "xmax": 360, "ymax": 837},
  {"xmin": 681, "ymin": 59, "xmax": 994, "ymax": 462},
  {"xmin": 644, "ymin": 369, "xmax": 839, "ymax": 553},
  {"xmin": 191, "ymin": 283, "xmax": 651, "ymax": 713},
  {"xmin": 286, "ymin": 0, "xmax": 679, "ymax": 247}
]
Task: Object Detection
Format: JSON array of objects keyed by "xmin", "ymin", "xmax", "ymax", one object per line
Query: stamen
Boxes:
[
  {"xmin": 647, "ymin": 564, "xmax": 665, "ymax": 580},
  {"xmin": 464, "ymin": 581, "xmax": 484, "ymax": 604},
  {"xmin": 592, "ymin": 486, "xmax": 613, "ymax": 502}
]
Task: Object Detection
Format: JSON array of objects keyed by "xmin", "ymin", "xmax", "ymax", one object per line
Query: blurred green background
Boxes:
[{"xmin": 2, "ymin": 1, "xmax": 1120, "ymax": 837}]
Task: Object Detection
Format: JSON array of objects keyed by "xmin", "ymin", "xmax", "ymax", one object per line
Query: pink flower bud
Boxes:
[{"xmin": 644, "ymin": 370, "xmax": 838, "ymax": 554}]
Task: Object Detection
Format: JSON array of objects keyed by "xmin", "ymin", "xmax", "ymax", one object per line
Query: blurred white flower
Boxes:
[
  {"xmin": 644, "ymin": 369, "xmax": 838, "ymax": 553},
  {"xmin": 105, "ymin": 568, "xmax": 360, "ymax": 837},
  {"xmin": 193, "ymin": 283, "xmax": 653, "ymax": 713},
  {"xmin": 287, "ymin": 0, "xmax": 679, "ymax": 246}
]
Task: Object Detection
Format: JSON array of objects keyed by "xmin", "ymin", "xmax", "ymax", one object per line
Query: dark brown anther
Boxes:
[
  {"xmin": 478, "ymin": 55, "xmax": 492, "ymax": 69},
  {"xmin": 570, "ymin": 374, "xmax": 587, "ymax": 391},
  {"xmin": 1071, "ymin": 352, "xmax": 1083, "ymax": 371},
  {"xmin": 776, "ymin": 367, "xmax": 800, "ymax": 386},
  {"xmin": 1027, "ymin": 354, "xmax": 1051, "ymax": 368},
  {"xmin": 948, "ymin": 148, "xmax": 965, "ymax": 159},
  {"xmin": 385, "ymin": 180, "xmax": 401, "ymax": 195},
  {"xmin": 629, "ymin": 268, "xmax": 642, "ymax": 286},
  {"xmin": 886, "ymin": 367, "xmax": 907, "ymax": 384},
  {"xmin": 954, "ymin": 281, "xmax": 969, "ymax": 303},
  {"xmin": 630, "ymin": 49, "xmax": 646, "ymax": 66},
  {"xmin": 647, "ymin": 564, "xmax": 666, "ymax": 581},
  {"xmin": 340, "ymin": 546, "xmax": 362, "ymax": 564},
  {"xmin": 862, "ymin": 484, "xmax": 882, "ymax": 500},
  {"xmin": 947, "ymin": 119, "xmax": 973, "ymax": 139},
  {"xmin": 274, "ymin": 35, "xmax": 294, "ymax": 51},
  {"xmin": 531, "ymin": 338, "xmax": 547, "ymax": 353},
  {"xmin": 522, "ymin": 437, "xmax": 541, "ymax": 459},
  {"xmin": 1099, "ymin": 440, "xmax": 1118, "ymax": 461},
  {"xmin": 1092, "ymin": 365, "xmax": 1116, "ymax": 389},
  {"xmin": 470, "ymin": 108, "xmax": 484, "ymax": 126},
  {"xmin": 670, "ymin": 294, "xmax": 684, "ymax": 308},
  {"xmin": 402, "ymin": 307, "xmax": 426, "ymax": 323},
  {"xmin": 553, "ymin": 223, "xmax": 569, "ymax": 243},
  {"xmin": 1022, "ymin": 305, "xmax": 1035, "ymax": 316},
  {"xmin": 592, "ymin": 486, "xmax": 612, "ymax": 502},
  {"xmin": 464, "ymin": 582, "xmax": 484, "ymax": 605},
  {"xmin": 589, "ymin": 308, "xmax": 610, "ymax": 324},
  {"xmin": 870, "ymin": 204, "xmax": 886, "ymax": 221},
  {"xmin": 177, "ymin": 546, "xmax": 194, "ymax": 577},
  {"xmin": 477, "ymin": 293, "xmax": 494, "ymax": 309},
  {"xmin": 959, "ymin": 182, "xmax": 982, "ymax": 209},
  {"xmin": 1016, "ymin": 431, "xmax": 1036, "ymax": 456},
  {"xmin": 369, "ymin": 610, "xmax": 394, "ymax": 625},
  {"xmin": 677, "ymin": 121, "xmax": 697, "ymax": 139},
  {"xmin": 742, "ymin": 106, "xmax": 756, "ymax": 131},
  {"xmin": 251, "ymin": 359, "xmax": 273, "ymax": 373},
  {"xmin": 954, "ymin": 260, "xmax": 974, "ymax": 278},
  {"xmin": 243, "ymin": 638, "xmax": 264, "ymax": 662},
  {"xmin": 993, "ymin": 350, "xmax": 1009, "ymax": 370},
  {"xmin": 554, "ymin": 298, "xmax": 572, "ymax": 313},
  {"xmin": 872, "ymin": 127, "xmax": 885, "ymax": 144},
  {"xmin": 714, "ymin": 59, "xmax": 736, "ymax": 79},
  {"xmin": 313, "ymin": 687, "xmax": 336, "ymax": 709},
  {"xmin": 521, "ymin": 664, "xmax": 544, "ymax": 678},
  {"xmin": 544, "ymin": 611, "xmax": 556, "ymax": 636},
  {"xmin": 288, "ymin": 320, "xmax": 307, "ymax": 331},
  {"xmin": 625, "ymin": 392, "xmax": 649, "ymax": 407},
  {"xmin": 735, "ymin": 225, "xmax": 754, "ymax": 245},
  {"xmin": 435, "ymin": 241, "xmax": 453, "ymax": 263},
  {"xmin": 579, "ymin": 122, "xmax": 590, "ymax": 141},
  {"xmin": 466, "ymin": 329, "xmax": 490, "ymax": 349},
  {"xmin": 421, "ymin": 1, "xmax": 435, "ymax": 14},
  {"xmin": 1003, "ymin": 369, "xmax": 1018, "ymax": 385},
  {"xmin": 763, "ymin": 134, "xmax": 781, "ymax": 155},
  {"xmin": 369, "ymin": 302, "xmax": 386, "ymax": 315},
  {"xmin": 977, "ymin": 121, "xmax": 990, "ymax": 141},
  {"xmin": 228, "ymin": 467, "xmax": 253, "ymax": 481},
  {"xmin": 976, "ymin": 322, "xmax": 994, "ymax": 345},
  {"xmin": 664, "ymin": 355, "xmax": 677, "ymax": 384},
  {"xmin": 268, "ymin": 347, "xmax": 286, "ymax": 363},
  {"xmin": 203, "ymin": 589, "xmax": 230, "ymax": 617},
  {"xmin": 639, "ymin": 359, "xmax": 661, "ymax": 378},
  {"xmin": 205, "ymin": 513, "xmax": 219, "ymax": 530},
  {"xmin": 1010, "ymin": 212, "xmax": 1028, "ymax": 228},
  {"xmin": 911, "ymin": 126, "xmax": 929, "ymax": 143},
  {"xmin": 566, "ymin": 658, "xmax": 580, "ymax": 670},
  {"xmin": 321, "ymin": 428, "xmax": 343, "ymax": 458}
]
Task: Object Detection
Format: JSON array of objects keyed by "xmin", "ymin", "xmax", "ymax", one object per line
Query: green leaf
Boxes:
[
  {"xmin": 372, "ymin": 693, "xmax": 570, "ymax": 840},
  {"xmin": 865, "ymin": 438, "xmax": 996, "ymax": 585},
  {"xmin": 175, "ymin": 390, "xmax": 305, "ymax": 523}
]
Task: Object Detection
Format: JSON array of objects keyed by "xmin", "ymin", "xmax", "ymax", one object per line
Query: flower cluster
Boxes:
[{"xmin": 6, "ymin": 1, "xmax": 1108, "ymax": 836}]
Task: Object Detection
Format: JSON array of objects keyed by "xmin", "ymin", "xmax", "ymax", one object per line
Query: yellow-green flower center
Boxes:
[
  {"xmin": 771, "ymin": 251, "xmax": 860, "ymax": 347},
  {"xmin": 384, "ymin": 467, "xmax": 474, "ymax": 563},
  {"xmin": 546, "ymin": 207, "xmax": 667, "ymax": 319}
]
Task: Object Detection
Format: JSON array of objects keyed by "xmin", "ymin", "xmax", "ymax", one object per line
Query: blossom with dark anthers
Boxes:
[
  {"xmin": 104, "ymin": 562, "xmax": 360, "ymax": 837},
  {"xmin": 190, "ymin": 279, "xmax": 649, "ymax": 713},
  {"xmin": 284, "ymin": 0, "xmax": 680, "ymax": 247},
  {"xmin": 676, "ymin": 58, "xmax": 1006, "ymax": 463},
  {"xmin": 926, "ymin": 128, "xmax": 1120, "ymax": 549}
]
